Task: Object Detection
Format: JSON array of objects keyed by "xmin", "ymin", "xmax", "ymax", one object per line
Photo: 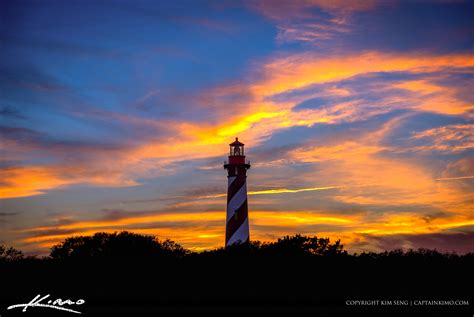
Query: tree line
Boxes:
[{"xmin": 1, "ymin": 231, "xmax": 472, "ymax": 262}]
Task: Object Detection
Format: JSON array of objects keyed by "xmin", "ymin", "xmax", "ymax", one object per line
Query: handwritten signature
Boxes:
[{"xmin": 7, "ymin": 294, "xmax": 85, "ymax": 314}]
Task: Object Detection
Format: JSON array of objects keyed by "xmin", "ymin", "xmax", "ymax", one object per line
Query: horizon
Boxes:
[{"xmin": 1, "ymin": 0, "xmax": 473, "ymax": 256}]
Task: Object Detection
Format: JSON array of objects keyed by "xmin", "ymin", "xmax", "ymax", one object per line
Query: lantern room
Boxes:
[
  {"xmin": 229, "ymin": 137, "xmax": 245, "ymax": 156},
  {"xmin": 225, "ymin": 137, "xmax": 250, "ymax": 168}
]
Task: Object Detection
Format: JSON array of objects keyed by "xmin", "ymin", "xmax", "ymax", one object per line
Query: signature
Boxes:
[{"xmin": 7, "ymin": 294, "xmax": 85, "ymax": 314}]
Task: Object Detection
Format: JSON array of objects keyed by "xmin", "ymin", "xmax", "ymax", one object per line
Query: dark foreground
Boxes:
[{"xmin": 1, "ymin": 233, "xmax": 472, "ymax": 316}]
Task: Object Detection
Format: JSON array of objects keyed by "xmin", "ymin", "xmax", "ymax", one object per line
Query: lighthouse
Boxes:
[{"xmin": 224, "ymin": 137, "xmax": 251, "ymax": 246}]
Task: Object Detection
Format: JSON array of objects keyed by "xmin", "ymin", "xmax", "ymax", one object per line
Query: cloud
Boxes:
[
  {"xmin": 285, "ymin": 114, "xmax": 473, "ymax": 221},
  {"xmin": 0, "ymin": 34, "xmax": 122, "ymax": 60},
  {"xmin": 138, "ymin": 51, "xmax": 474, "ymax": 163},
  {"xmin": 249, "ymin": 0, "xmax": 375, "ymax": 21},
  {"xmin": 444, "ymin": 156, "xmax": 474, "ymax": 175},
  {"xmin": 0, "ymin": 62, "xmax": 69, "ymax": 101},
  {"xmin": 248, "ymin": 0, "xmax": 377, "ymax": 43},
  {"xmin": 15, "ymin": 209, "xmax": 357, "ymax": 253},
  {"xmin": 255, "ymin": 52, "xmax": 474, "ymax": 97},
  {"xmin": 2, "ymin": 51, "xmax": 474, "ymax": 199},
  {"xmin": 410, "ymin": 124, "xmax": 474, "ymax": 153},
  {"xmin": 0, "ymin": 166, "xmax": 71, "ymax": 199},
  {"xmin": 0, "ymin": 125, "xmax": 129, "ymax": 160},
  {"xmin": 352, "ymin": 230, "xmax": 474, "ymax": 254},
  {"xmin": 0, "ymin": 211, "xmax": 19, "ymax": 224},
  {"xmin": 14, "ymin": 205, "xmax": 474, "ymax": 254},
  {"xmin": 249, "ymin": 1, "xmax": 474, "ymax": 52},
  {"xmin": 0, "ymin": 212, "xmax": 19, "ymax": 217},
  {"xmin": 2, "ymin": 0, "xmax": 473, "ymax": 257},
  {"xmin": 0, "ymin": 164, "xmax": 139, "ymax": 199},
  {"xmin": 7, "ymin": 115, "xmax": 473, "ymax": 253},
  {"xmin": 0, "ymin": 106, "xmax": 26, "ymax": 119}
]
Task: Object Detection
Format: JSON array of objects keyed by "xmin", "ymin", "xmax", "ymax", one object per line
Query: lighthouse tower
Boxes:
[{"xmin": 224, "ymin": 137, "xmax": 251, "ymax": 246}]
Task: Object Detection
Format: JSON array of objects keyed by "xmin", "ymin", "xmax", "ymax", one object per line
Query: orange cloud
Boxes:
[
  {"xmin": 411, "ymin": 124, "xmax": 474, "ymax": 153},
  {"xmin": 2, "ymin": 51, "xmax": 474, "ymax": 199},
  {"xmin": 124, "ymin": 53, "xmax": 474, "ymax": 166},
  {"xmin": 396, "ymin": 82, "xmax": 474, "ymax": 115},
  {"xmin": 0, "ymin": 165, "xmax": 139, "ymax": 199},
  {"xmin": 288, "ymin": 115, "xmax": 472, "ymax": 215},
  {"xmin": 16, "ymin": 208, "xmax": 473, "ymax": 255},
  {"xmin": 255, "ymin": 52, "xmax": 474, "ymax": 96},
  {"xmin": 16, "ymin": 209, "xmax": 358, "ymax": 253},
  {"xmin": 0, "ymin": 166, "xmax": 69, "ymax": 199}
]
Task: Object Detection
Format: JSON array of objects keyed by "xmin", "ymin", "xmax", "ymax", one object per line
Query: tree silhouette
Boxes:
[
  {"xmin": 1, "ymin": 231, "xmax": 473, "ymax": 316},
  {"xmin": 196, "ymin": 234, "xmax": 347, "ymax": 258},
  {"xmin": 50, "ymin": 231, "xmax": 188, "ymax": 259},
  {"xmin": 0, "ymin": 244, "xmax": 23, "ymax": 261},
  {"xmin": 261, "ymin": 234, "xmax": 347, "ymax": 256}
]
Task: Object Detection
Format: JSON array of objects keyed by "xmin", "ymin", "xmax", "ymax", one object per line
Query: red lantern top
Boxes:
[{"xmin": 225, "ymin": 137, "xmax": 250, "ymax": 169}]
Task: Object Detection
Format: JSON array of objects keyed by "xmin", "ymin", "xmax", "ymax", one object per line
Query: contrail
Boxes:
[
  {"xmin": 435, "ymin": 175, "xmax": 474, "ymax": 181},
  {"xmin": 197, "ymin": 186, "xmax": 341, "ymax": 200},
  {"xmin": 122, "ymin": 184, "xmax": 353, "ymax": 204},
  {"xmin": 248, "ymin": 186, "xmax": 340, "ymax": 195}
]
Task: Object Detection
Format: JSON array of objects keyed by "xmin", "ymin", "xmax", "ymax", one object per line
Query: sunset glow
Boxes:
[{"xmin": 1, "ymin": 0, "xmax": 473, "ymax": 255}]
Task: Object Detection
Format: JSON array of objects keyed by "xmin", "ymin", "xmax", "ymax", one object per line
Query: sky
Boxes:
[{"xmin": 1, "ymin": 0, "xmax": 473, "ymax": 255}]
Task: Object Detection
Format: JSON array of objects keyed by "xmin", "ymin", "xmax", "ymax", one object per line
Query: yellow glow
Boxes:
[
  {"xmin": 248, "ymin": 186, "xmax": 340, "ymax": 195},
  {"xmin": 25, "ymin": 212, "xmax": 225, "ymax": 233},
  {"xmin": 216, "ymin": 111, "xmax": 283, "ymax": 138},
  {"xmin": 287, "ymin": 115, "xmax": 471, "ymax": 213},
  {"xmin": 251, "ymin": 211, "xmax": 355, "ymax": 225},
  {"xmin": 4, "ymin": 52, "xmax": 474, "ymax": 199},
  {"xmin": 18, "ymin": 209, "xmax": 474, "ymax": 253},
  {"xmin": 186, "ymin": 186, "xmax": 341, "ymax": 201},
  {"xmin": 437, "ymin": 220, "xmax": 474, "ymax": 229},
  {"xmin": 197, "ymin": 234, "xmax": 220, "ymax": 239}
]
